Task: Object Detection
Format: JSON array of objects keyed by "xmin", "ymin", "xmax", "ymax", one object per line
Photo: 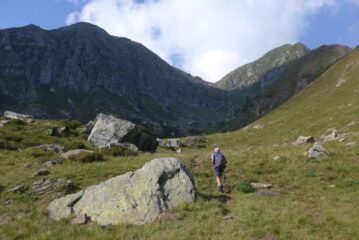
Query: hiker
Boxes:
[{"xmin": 211, "ymin": 147, "xmax": 227, "ymax": 192}]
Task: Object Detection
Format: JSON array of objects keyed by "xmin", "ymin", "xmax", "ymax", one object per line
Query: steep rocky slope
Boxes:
[{"xmin": 0, "ymin": 23, "xmax": 235, "ymax": 136}]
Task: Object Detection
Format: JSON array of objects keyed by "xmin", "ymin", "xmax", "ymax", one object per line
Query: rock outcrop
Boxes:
[
  {"xmin": 88, "ymin": 113, "xmax": 158, "ymax": 152},
  {"xmin": 48, "ymin": 158, "xmax": 197, "ymax": 225}
]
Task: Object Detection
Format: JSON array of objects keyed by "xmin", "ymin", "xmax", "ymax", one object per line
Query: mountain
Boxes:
[
  {"xmin": 0, "ymin": 23, "xmax": 352, "ymax": 136},
  {"xmin": 223, "ymin": 44, "xmax": 352, "ymax": 130},
  {"xmin": 216, "ymin": 43, "xmax": 311, "ymax": 90},
  {"xmin": 0, "ymin": 23, "xmax": 235, "ymax": 136}
]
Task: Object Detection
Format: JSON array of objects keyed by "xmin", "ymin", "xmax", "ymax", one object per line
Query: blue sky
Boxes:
[{"xmin": 0, "ymin": 0, "xmax": 358, "ymax": 81}]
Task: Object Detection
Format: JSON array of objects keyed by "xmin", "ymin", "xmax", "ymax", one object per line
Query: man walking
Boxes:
[{"xmin": 211, "ymin": 147, "xmax": 227, "ymax": 193}]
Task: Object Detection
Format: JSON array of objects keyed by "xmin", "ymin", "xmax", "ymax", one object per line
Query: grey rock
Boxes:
[
  {"xmin": 308, "ymin": 142, "xmax": 329, "ymax": 158},
  {"xmin": 321, "ymin": 128, "xmax": 338, "ymax": 142},
  {"xmin": 36, "ymin": 144, "xmax": 65, "ymax": 154},
  {"xmin": 32, "ymin": 178, "xmax": 74, "ymax": 194},
  {"xmin": 43, "ymin": 159, "xmax": 63, "ymax": 168},
  {"xmin": 32, "ymin": 168, "xmax": 50, "ymax": 177},
  {"xmin": 158, "ymin": 138, "xmax": 181, "ymax": 148},
  {"xmin": 23, "ymin": 163, "xmax": 33, "ymax": 168},
  {"xmin": 294, "ymin": 136, "xmax": 315, "ymax": 145},
  {"xmin": 4, "ymin": 111, "xmax": 33, "ymax": 122},
  {"xmin": 88, "ymin": 113, "xmax": 158, "ymax": 152},
  {"xmin": 8, "ymin": 185, "xmax": 28, "ymax": 193},
  {"xmin": 60, "ymin": 149, "xmax": 94, "ymax": 159},
  {"xmin": 71, "ymin": 213, "xmax": 90, "ymax": 225},
  {"xmin": 48, "ymin": 157, "xmax": 197, "ymax": 225}
]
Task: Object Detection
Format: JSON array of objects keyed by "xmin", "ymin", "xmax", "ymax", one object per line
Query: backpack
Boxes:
[{"xmin": 212, "ymin": 152, "xmax": 226, "ymax": 168}]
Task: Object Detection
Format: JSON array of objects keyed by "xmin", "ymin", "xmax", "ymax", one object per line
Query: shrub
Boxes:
[{"xmin": 237, "ymin": 180, "xmax": 255, "ymax": 193}]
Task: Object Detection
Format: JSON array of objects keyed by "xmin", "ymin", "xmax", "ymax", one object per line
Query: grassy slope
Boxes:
[{"xmin": 0, "ymin": 48, "xmax": 359, "ymax": 239}]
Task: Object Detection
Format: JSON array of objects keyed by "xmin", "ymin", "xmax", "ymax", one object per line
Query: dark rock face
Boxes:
[{"xmin": 0, "ymin": 23, "xmax": 234, "ymax": 136}]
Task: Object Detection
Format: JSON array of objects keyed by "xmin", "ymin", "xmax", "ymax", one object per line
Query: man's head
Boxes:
[{"xmin": 214, "ymin": 147, "xmax": 220, "ymax": 153}]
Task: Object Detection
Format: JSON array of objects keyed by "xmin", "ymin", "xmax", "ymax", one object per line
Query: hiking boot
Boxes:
[{"xmin": 216, "ymin": 185, "xmax": 224, "ymax": 193}]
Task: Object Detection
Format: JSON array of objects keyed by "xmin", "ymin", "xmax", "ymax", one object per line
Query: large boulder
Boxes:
[
  {"xmin": 88, "ymin": 113, "xmax": 158, "ymax": 152},
  {"xmin": 47, "ymin": 158, "xmax": 197, "ymax": 225},
  {"xmin": 4, "ymin": 111, "xmax": 33, "ymax": 123}
]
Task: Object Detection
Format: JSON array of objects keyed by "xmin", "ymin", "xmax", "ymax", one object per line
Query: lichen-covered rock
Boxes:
[
  {"xmin": 47, "ymin": 158, "xmax": 197, "ymax": 225},
  {"xmin": 88, "ymin": 113, "xmax": 158, "ymax": 152}
]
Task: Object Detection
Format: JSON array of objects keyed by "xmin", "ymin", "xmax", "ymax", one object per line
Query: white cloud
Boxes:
[{"xmin": 66, "ymin": 0, "xmax": 340, "ymax": 82}]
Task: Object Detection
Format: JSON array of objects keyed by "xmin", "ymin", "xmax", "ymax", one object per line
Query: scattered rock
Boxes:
[
  {"xmin": 294, "ymin": 136, "xmax": 315, "ymax": 145},
  {"xmin": 88, "ymin": 113, "xmax": 158, "ymax": 152},
  {"xmin": 347, "ymin": 121, "xmax": 358, "ymax": 127},
  {"xmin": 42, "ymin": 159, "xmax": 63, "ymax": 168},
  {"xmin": 48, "ymin": 158, "xmax": 197, "ymax": 225},
  {"xmin": 272, "ymin": 156, "xmax": 280, "ymax": 161},
  {"xmin": 36, "ymin": 144, "xmax": 65, "ymax": 154},
  {"xmin": 321, "ymin": 128, "xmax": 339, "ymax": 142},
  {"xmin": 158, "ymin": 138, "xmax": 181, "ymax": 148},
  {"xmin": 32, "ymin": 178, "xmax": 74, "ymax": 194},
  {"xmin": 345, "ymin": 142, "xmax": 356, "ymax": 147},
  {"xmin": 251, "ymin": 183, "xmax": 273, "ymax": 189},
  {"xmin": 32, "ymin": 168, "xmax": 50, "ymax": 177},
  {"xmin": 23, "ymin": 163, "xmax": 33, "ymax": 168},
  {"xmin": 154, "ymin": 213, "xmax": 181, "ymax": 223},
  {"xmin": 60, "ymin": 149, "xmax": 94, "ymax": 159},
  {"xmin": 222, "ymin": 214, "xmax": 234, "ymax": 220},
  {"xmin": 256, "ymin": 191, "xmax": 280, "ymax": 197},
  {"xmin": 71, "ymin": 213, "xmax": 90, "ymax": 225},
  {"xmin": 4, "ymin": 111, "xmax": 33, "ymax": 123},
  {"xmin": 8, "ymin": 185, "xmax": 27, "ymax": 193},
  {"xmin": 308, "ymin": 142, "xmax": 329, "ymax": 158},
  {"xmin": 253, "ymin": 124, "xmax": 264, "ymax": 129},
  {"xmin": 4, "ymin": 200, "xmax": 14, "ymax": 206}
]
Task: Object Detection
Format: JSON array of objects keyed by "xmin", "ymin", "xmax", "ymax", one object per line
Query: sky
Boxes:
[{"xmin": 0, "ymin": 0, "xmax": 358, "ymax": 82}]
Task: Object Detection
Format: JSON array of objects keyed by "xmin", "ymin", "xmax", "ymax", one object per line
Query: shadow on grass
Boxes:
[{"xmin": 200, "ymin": 193, "xmax": 231, "ymax": 203}]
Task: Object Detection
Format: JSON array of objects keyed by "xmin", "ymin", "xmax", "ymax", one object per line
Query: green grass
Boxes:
[{"xmin": 1, "ymin": 49, "xmax": 359, "ymax": 239}]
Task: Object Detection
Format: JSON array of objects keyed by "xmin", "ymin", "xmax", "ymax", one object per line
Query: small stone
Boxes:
[
  {"xmin": 347, "ymin": 121, "xmax": 357, "ymax": 127},
  {"xmin": 272, "ymin": 156, "xmax": 280, "ymax": 161},
  {"xmin": 23, "ymin": 163, "xmax": 33, "ymax": 168},
  {"xmin": 42, "ymin": 159, "xmax": 63, "ymax": 168},
  {"xmin": 294, "ymin": 136, "xmax": 315, "ymax": 145},
  {"xmin": 345, "ymin": 142, "xmax": 356, "ymax": 147},
  {"xmin": 71, "ymin": 213, "xmax": 90, "ymax": 225},
  {"xmin": 329, "ymin": 184, "xmax": 336, "ymax": 188},
  {"xmin": 256, "ymin": 191, "xmax": 280, "ymax": 197},
  {"xmin": 176, "ymin": 148, "xmax": 182, "ymax": 154},
  {"xmin": 308, "ymin": 142, "xmax": 329, "ymax": 158},
  {"xmin": 36, "ymin": 144, "xmax": 65, "ymax": 154},
  {"xmin": 253, "ymin": 124, "xmax": 264, "ymax": 129},
  {"xmin": 222, "ymin": 214, "xmax": 234, "ymax": 220},
  {"xmin": 32, "ymin": 168, "xmax": 50, "ymax": 177},
  {"xmin": 4, "ymin": 200, "xmax": 14, "ymax": 205},
  {"xmin": 60, "ymin": 149, "xmax": 94, "ymax": 159},
  {"xmin": 8, "ymin": 185, "xmax": 27, "ymax": 193},
  {"xmin": 338, "ymin": 138, "xmax": 345, "ymax": 142}
]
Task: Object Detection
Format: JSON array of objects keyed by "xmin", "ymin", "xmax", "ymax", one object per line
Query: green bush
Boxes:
[
  {"xmin": 236, "ymin": 180, "xmax": 255, "ymax": 193},
  {"xmin": 69, "ymin": 152, "xmax": 104, "ymax": 163}
]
